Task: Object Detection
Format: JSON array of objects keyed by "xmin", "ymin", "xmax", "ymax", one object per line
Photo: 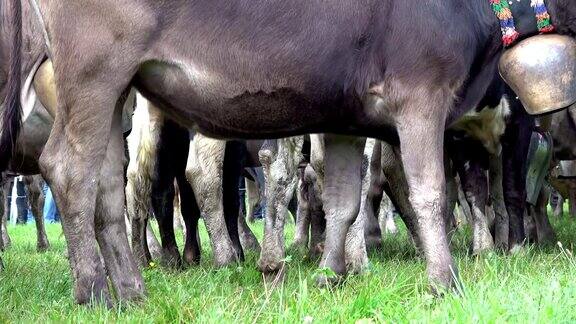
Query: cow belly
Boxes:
[{"xmin": 135, "ymin": 60, "xmax": 342, "ymax": 139}]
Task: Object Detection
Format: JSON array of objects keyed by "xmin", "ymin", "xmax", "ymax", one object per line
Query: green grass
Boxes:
[{"xmin": 2, "ymin": 214, "xmax": 576, "ymax": 323}]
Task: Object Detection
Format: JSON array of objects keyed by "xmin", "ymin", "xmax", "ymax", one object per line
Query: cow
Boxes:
[
  {"xmin": 445, "ymin": 81, "xmax": 534, "ymax": 253},
  {"xmin": 3, "ymin": 0, "xmax": 576, "ymax": 305}
]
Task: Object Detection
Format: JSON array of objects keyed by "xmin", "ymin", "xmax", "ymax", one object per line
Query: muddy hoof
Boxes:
[
  {"xmin": 37, "ymin": 242, "xmax": 50, "ymax": 253},
  {"xmin": 308, "ymin": 242, "xmax": 324, "ymax": 260},
  {"xmin": 75, "ymin": 277, "xmax": 113, "ymax": 308},
  {"xmin": 263, "ymin": 266, "xmax": 286, "ymax": 287},
  {"xmin": 288, "ymin": 241, "xmax": 308, "ymax": 256},
  {"xmin": 257, "ymin": 258, "xmax": 285, "ymax": 274},
  {"xmin": 315, "ymin": 272, "xmax": 344, "ymax": 288},
  {"xmin": 183, "ymin": 251, "xmax": 201, "ymax": 267},
  {"xmin": 471, "ymin": 245, "xmax": 494, "ymax": 256},
  {"xmin": 160, "ymin": 250, "xmax": 183, "ymax": 269},
  {"xmin": 365, "ymin": 236, "xmax": 382, "ymax": 250},
  {"xmin": 538, "ymin": 232, "xmax": 557, "ymax": 247}
]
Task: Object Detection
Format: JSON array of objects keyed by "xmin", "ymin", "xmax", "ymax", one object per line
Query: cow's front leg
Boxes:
[
  {"xmin": 397, "ymin": 103, "xmax": 456, "ymax": 292},
  {"xmin": 316, "ymin": 135, "xmax": 365, "ymax": 284}
]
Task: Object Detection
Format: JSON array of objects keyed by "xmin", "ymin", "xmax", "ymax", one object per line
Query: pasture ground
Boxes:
[{"xmin": 1, "ymin": 210, "xmax": 576, "ymax": 323}]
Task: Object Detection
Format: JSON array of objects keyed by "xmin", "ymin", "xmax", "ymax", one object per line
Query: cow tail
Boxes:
[{"xmin": 0, "ymin": 0, "xmax": 23, "ymax": 171}]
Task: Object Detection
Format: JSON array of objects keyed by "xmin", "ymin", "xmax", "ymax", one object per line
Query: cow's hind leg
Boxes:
[
  {"xmin": 316, "ymin": 135, "xmax": 365, "ymax": 284},
  {"xmin": 397, "ymin": 94, "xmax": 456, "ymax": 292},
  {"xmin": 94, "ymin": 94, "xmax": 145, "ymax": 301},
  {"xmin": 40, "ymin": 90, "xmax": 121, "ymax": 305}
]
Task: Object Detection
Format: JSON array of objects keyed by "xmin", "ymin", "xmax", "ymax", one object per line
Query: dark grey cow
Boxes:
[{"xmin": 3, "ymin": 0, "xmax": 576, "ymax": 305}]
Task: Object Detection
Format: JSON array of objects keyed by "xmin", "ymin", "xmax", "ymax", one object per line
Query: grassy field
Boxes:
[{"xmin": 1, "ymin": 213, "xmax": 576, "ymax": 323}]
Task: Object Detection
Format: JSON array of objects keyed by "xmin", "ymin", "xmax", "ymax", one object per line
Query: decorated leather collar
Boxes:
[{"xmin": 491, "ymin": 0, "xmax": 555, "ymax": 47}]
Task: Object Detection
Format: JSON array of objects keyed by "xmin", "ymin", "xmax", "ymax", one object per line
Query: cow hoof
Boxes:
[
  {"xmin": 160, "ymin": 249, "xmax": 183, "ymax": 269},
  {"xmin": 308, "ymin": 242, "xmax": 324, "ymax": 260},
  {"xmin": 263, "ymin": 266, "xmax": 286, "ymax": 287},
  {"xmin": 74, "ymin": 276, "xmax": 113, "ymax": 308},
  {"xmin": 213, "ymin": 248, "xmax": 238, "ymax": 268},
  {"xmin": 471, "ymin": 244, "xmax": 494, "ymax": 256},
  {"xmin": 288, "ymin": 241, "xmax": 308, "ymax": 256},
  {"xmin": 509, "ymin": 244, "xmax": 524, "ymax": 254},
  {"xmin": 183, "ymin": 250, "xmax": 201, "ymax": 267},
  {"xmin": 365, "ymin": 235, "xmax": 382, "ymax": 250},
  {"xmin": 537, "ymin": 231, "xmax": 557, "ymax": 246},
  {"xmin": 37, "ymin": 242, "xmax": 50, "ymax": 253},
  {"xmin": 257, "ymin": 258, "xmax": 285, "ymax": 274},
  {"xmin": 345, "ymin": 256, "xmax": 369, "ymax": 275},
  {"xmin": 315, "ymin": 272, "xmax": 344, "ymax": 288}
]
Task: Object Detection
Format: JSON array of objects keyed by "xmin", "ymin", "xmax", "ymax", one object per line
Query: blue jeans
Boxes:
[{"xmin": 42, "ymin": 184, "xmax": 60, "ymax": 223}]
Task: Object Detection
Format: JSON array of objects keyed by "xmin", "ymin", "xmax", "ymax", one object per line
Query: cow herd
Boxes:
[{"xmin": 1, "ymin": 0, "xmax": 576, "ymax": 307}]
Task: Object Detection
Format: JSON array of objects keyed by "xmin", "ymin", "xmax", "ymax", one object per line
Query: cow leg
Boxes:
[
  {"xmin": 151, "ymin": 158, "xmax": 181, "ymax": 267},
  {"xmin": 456, "ymin": 176, "xmax": 473, "ymax": 225},
  {"xmin": 501, "ymin": 111, "xmax": 531, "ymax": 251},
  {"xmin": 444, "ymin": 156, "xmax": 458, "ymax": 239},
  {"xmin": 126, "ymin": 182, "xmax": 152, "ymax": 267},
  {"xmin": 296, "ymin": 164, "xmax": 326, "ymax": 259},
  {"xmin": 238, "ymin": 209, "xmax": 260, "ymax": 252},
  {"xmin": 258, "ymin": 138, "xmax": 302, "ymax": 275},
  {"xmin": 187, "ymin": 135, "xmax": 237, "ymax": 267},
  {"xmin": 550, "ymin": 189, "xmax": 563, "ymax": 217},
  {"xmin": 94, "ymin": 98, "xmax": 145, "ymax": 301},
  {"xmin": 489, "ymin": 154, "xmax": 509, "ymax": 250},
  {"xmin": 397, "ymin": 104, "xmax": 456, "ymax": 291},
  {"xmin": 291, "ymin": 177, "xmax": 311, "ymax": 252},
  {"xmin": 316, "ymin": 135, "xmax": 365, "ymax": 284},
  {"xmin": 245, "ymin": 177, "xmax": 260, "ymax": 223},
  {"xmin": 308, "ymin": 171, "xmax": 326, "ymax": 259},
  {"xmin": 39, "ymin": 83, "xmax": 130, "ymax": 305},
  {"xmin": 176, "ymin": 174, "xmax": 202, "ymax": 265},
  {"xmin": 1, "ymin": 200, "xmax": 9, "ymax": 248},
  {"xmin": 380, "ymin": 142, "xmax": 422, "ymax": 250},
  {"xmin": 223, "ymin": 141, "xmax": 246, "ymax": 261},
  {"xmin": 531, "ymin": 186, "xmax": 557, "ymax": 245},
  {"xmin": 146, "ymin": 222, "xmax": 163, "ymax": 260},
  {"xmin": 0, "ymin": 178, "xmax": 5, "ymax": 251},
  {"xmin": 151, "ymin": 120, "xmax": 191, "ymax": 268},
  {"xmin": 569, "ymin": 187, "xmax": 576, "ymax": 218},
  {"xmin": 344, "ymin": 138, "xmax": 374, "ymax": 274},
  {"xmin": 23, "ymin": 176, "xmax": 50, "ymax": 252},
  {"xmin": 452, "ymin": 153, "xmax": 493, "ymax": 254},
  {"xmin": 381, "ymin": 197, "xmax": 398, "ymax": 235}
]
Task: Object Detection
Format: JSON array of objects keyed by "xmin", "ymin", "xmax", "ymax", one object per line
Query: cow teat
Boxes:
[{"xmin": 499, "ymin": 34, "xmax": 576, "ymax": 115}]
